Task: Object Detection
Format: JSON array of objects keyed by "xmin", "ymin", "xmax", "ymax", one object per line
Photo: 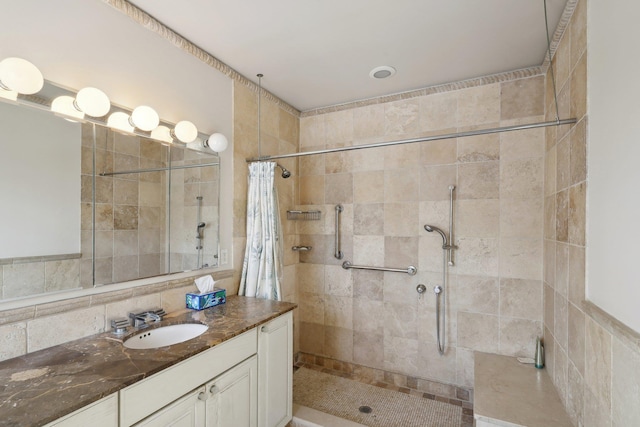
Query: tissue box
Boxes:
[{"xmin": 186, "ymin": 288, "xmax": 226, "ymax": 310}]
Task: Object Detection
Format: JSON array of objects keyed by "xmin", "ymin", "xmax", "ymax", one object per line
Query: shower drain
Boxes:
[{"xmin": 358, "ymin": 405, "xmax": 373, "ymax": 414}]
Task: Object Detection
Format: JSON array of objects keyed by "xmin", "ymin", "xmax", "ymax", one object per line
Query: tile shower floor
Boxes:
[{"xmin": 292, "ymin": 365, "xmax": 474, "ymax": 427}]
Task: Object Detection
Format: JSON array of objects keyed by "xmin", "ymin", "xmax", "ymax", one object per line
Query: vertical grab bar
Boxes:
[
  {"xmin": 448, "ymin": 185, "xmax": 455, "ymax": 266},
  {"xmin": 334, "ymin": 204, "xmax": 343, "ymax": 259}
]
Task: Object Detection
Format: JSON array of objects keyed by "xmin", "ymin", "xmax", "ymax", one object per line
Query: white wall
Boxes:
[
  {"xmin": 0, "ymin": 0, "xmax": 234, "ymax": 269},
  {"xmin": 0, "ymin": 103, "xmax": 80, "ymax": 258},
  {"xmin": 587, "ymin": 0, "xmax": 640, "ymax": 332}
]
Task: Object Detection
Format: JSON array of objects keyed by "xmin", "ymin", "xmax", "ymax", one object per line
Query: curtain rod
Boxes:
[
  {"xmin": 99, "ymin": 161, "xmax": 219, "ymax": 176},
  {"xmin": 246, "ymin": 118, "xmax": 577, "ymax": 162}
]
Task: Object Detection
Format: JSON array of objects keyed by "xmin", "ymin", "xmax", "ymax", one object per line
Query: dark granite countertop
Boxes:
[{"xmin": 0, "ymin": 296, "xmax": 296, "ymax": 427}]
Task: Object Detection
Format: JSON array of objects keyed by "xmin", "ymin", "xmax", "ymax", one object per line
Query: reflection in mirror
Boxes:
[
  {"xmin": 88, "ymin": 125, "xmax": 219, "ymax": 286},
  {"xmin": 0, "ymin": 83, "xmax": 220, "ymax": 301}
]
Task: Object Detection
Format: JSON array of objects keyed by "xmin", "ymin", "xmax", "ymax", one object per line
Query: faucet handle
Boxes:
[{"xmin": 111, "ymin": 318, "xmax": 130, "ymax": 335}]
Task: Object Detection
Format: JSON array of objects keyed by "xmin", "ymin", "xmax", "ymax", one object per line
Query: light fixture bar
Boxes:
[
  {"xmin": 99, "ymin": 162, "xmax": 219, "ymax": 176},
  {"xmin": 246, "ymin": 118, "xmax": 577, "ymax": 162}
]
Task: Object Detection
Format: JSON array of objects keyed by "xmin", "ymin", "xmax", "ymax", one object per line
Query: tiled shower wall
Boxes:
[
  {"xmin": 544, "ymin": 0, "xmax": 640, "ymax": 426},
  {"xmin": 296, "ymin": 75, "xmax": 546, "ymax": 388},
  {"xmin": 232, "ymin": 82, "xmax": 300, "ymax": 348}
]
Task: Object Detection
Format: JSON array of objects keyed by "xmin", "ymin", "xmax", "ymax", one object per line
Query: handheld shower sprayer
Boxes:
[
  {"xmin": 197, "ymin": 222, "xmax": 206, "ymax": 239},
  {"xmin": 424, "ymin": 224, "xmax": 449, "ymax": 249}
]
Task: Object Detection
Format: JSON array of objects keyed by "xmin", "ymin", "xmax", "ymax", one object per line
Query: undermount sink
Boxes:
[{"xmin": 123, "ymin": 323, "xmax": 208, "ymax": 349}]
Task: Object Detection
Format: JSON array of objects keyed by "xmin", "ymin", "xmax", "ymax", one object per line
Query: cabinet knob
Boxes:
[
  {"xmin": 198, "ymin": 391, "xmax": 208, "ymax": 401},
  {"xmin": 209, "ymin": 385, "xmax": 218, "ymax": 395}
]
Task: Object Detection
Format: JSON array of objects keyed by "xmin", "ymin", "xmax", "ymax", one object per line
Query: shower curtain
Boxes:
[{"xmin": 239, "ymin": 161, "xmax": 283, "ymax": 301}]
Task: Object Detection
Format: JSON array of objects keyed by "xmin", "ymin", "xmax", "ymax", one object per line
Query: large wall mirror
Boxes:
[{"xmin": 0, "ymin": 83, "xmax": 220, "ymax": 301}]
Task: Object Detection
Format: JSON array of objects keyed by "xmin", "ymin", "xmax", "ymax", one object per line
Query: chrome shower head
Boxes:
[
  {"xmin": 424, "ymin": 224, "xmax": 448, "ymax": 247},
  {"xmin": 276, "ymin": 163, "xmax": 291, "ymax": 178}
]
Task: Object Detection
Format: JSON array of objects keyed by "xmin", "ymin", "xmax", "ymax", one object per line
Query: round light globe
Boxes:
[
  {"xmin": 75, "ymin": 87, "xmax": 111, "ymax": 117},
  {"xmin": 107, "ymin": 112, "xmax": 135, "ymax": 134},
  {"xmin": 51, "ymin": 96, "xmax": 85, "ymax": 120},
  {"xmin": 174, "ymin": 120, "xmax": 198, "ymax": 143},
  {"xmin": 206, "ymin": 133, "xmax": 228, "ymax": 152},
  {"xmin": 131, "ymin": 105, "xmax": 160, "ymax": 131},
  {"xmin": 0, "ymin": 57, "xmax": 44, "ymax": 95}
]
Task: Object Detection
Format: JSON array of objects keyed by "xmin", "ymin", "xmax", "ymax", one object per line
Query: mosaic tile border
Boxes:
[
  {"xmin": 541, "ymin": 0, "xmax": 579, "ymax": 70},
  {"xmin": 294, "ymin": 357, "xmax": 474, "ymax": 427},
  {"xmin": 102, "ymin": 0, "xmax": 301, "ymax": 117}
]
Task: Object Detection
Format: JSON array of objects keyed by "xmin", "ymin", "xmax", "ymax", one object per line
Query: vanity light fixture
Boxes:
[
  {"xmin": 74, "ymin": 87, "xmax": 111, "ymax": 117},
  {"xmin": 0, "ymin": 57, "xmax": 44, "ymax": 96},
  {"xmin": 129, "ymin": 105, "xmax": 160, "ymax": 131},
  {"xmin": 172, "ymin": 120, "xmax": 198, "ymax": 143},
  {"xmin": 51, "ymin": 95, "xmax": 85, "ymax": 120},
  {"xmin": 204, "ymin": 132, "xmax": 229, "ymax": 152},
  {"xmin": 107, "ymin": 111, "xmax": 135, "ymax": 134}
]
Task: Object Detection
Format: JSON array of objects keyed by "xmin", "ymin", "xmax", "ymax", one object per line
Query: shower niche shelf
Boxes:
[{"xmin": 286, "ymin": 210, "xmax": 321, "ymax": 221}]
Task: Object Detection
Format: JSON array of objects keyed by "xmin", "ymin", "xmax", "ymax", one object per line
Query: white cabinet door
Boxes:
[
  {"xmin": 45, "ymin": 394, "xmax": 118, "ymax": 427},
  {"xmin": 134, "ymin": 387, "xmax": 206, "ymax": 427},
  {"xmin": 205, "ymin": 355, "xmax": 258, "ymax": 427},
  {"xmin": 257, "ymin": 311, "xmax": 293, "ymax": 427}
]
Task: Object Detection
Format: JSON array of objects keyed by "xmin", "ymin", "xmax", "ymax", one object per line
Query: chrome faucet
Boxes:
[{"xmin": 129, "ymin": 308, "xmax": 166, "ymax": 328}]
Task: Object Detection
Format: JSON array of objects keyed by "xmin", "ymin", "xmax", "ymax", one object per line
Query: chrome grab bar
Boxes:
[
  {"xmin": 334, "ymin": 204, "xmax": 343, "ymax": 259},
  {"xmin": 342, "ymin": 261, "xmax": 417, "ymax": 276},
  {"xmin": 448, "ymin": 185, "xmax": 456, "ymax": 266},
  {"xmin": 292, "ymin": 245, "xmax": 312, "ymax": 251}
]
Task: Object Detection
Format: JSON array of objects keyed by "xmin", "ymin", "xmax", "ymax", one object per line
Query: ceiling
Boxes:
[{"xmin": 129, "ymin": 0, "xmax": 569, "ymax": 112}]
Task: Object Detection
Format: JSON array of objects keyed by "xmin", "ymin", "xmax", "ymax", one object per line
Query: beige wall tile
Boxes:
[
  {"xmin": 353, "ymin": 104, "xmax": 385, "ymax": 140},
  {"xmin": 544, "ymin": 195, "xmax": 556, "ymax": 240},
  {"xmin": 457, "ymin": 161, "xmax": 499, "ymax": 199},
  {"xmin": 612, "ymin": 337, "xmax": 640, "ymax": 426},
  {"xmin": 570, "ymin": 0, "xmax": 587, "ymax": 68},
  {"xmin": 500, "ymin": 278, "xmax": 542, "ymax": 321},
  {"xmin": 554, "ymin": 346, "xmax": 569, "ymax": 405},
  {"xmin": 500, "ymin": 198, "xmax": 542, "ymax": 238},
  {"xmin": 456, "ymin": 275, "xmax": 499, "ymax": 315},
  {"xmin": 585, "ymin": 317, "xmax": 612, "ymax": 411},
  {"xmin": 500, "ymin": 157, "xmax": 543, "ymax": 199},
  {"xmin": 384, "ymin": 301, "xmax": 417, "ymax": 340},
  {"xmin": 299, "ymin": 292, "xmax": 324, "ymax": 323},
  {"xmin": 300, "ymin": 321, "xmax": 324, "ymax": 355},
  {"xmin": 325, "ymin": 173, "xmax": 353, "ymax": 204},
  {"xmin": 457, "ymin": 133, "xmax": 499, "ymax": 163},
  {"xmin": 3, "ymin": 263, "xmax": 44, "ymax": 299},
  {"xmin": 384, "ymin": 143, "xmax": 422, "ymax": 169},
  {"xmin": 420, "ymin": 139, "xmax": 457, "ymax": 165},
  {"xmin": 556, "ymin": 189, "xmax": 569, "ymax": 242},
  {"xmin": 569, "ymin": 182, "xmax": 586, "ymax": 246},
  {"xmin": 554, "ymin": 292, "xmax": 569, "ymax": 351},
  {"xmin": 324, "ymin": 151, "xmax": 353, "ymax": 174},
  {"xmin": 545, "ymin": 144, "xmax": 557, "ymax": 197},
  {"xmin": 419, "ymin": 165, "xmax": 457, "ymax": 201},
  {"xmin": 501, "ymin": 127, "xmax": 544, "ymax": 161},
  {"xmin": 300, "ymin": 115, "xmax": 325, "ymax": 148},
  {"xmin": 500, "ymin": 76, "xmax": 545, "ymax": 120},
  {"xmin": 0, "ymin": 323, "xmax": 26, "ymax": 362},
  {"xmin": 568, "ymin": 245, "xmax": 585, "ymax": 306},
  {"xmin": 455, "ymin": 237, "xmax": 499, "ymax": 277},
  {"xmin": 567, "ymin": 302, "xmax": 585, "ymax": 375},
  {"xmin": 384, "ymin": 236, "xmax": 419, "ymax": 267},
  {"xmin": 324, "ymin": 296, "xmax": 353, "ymax": 328},
  {"xmin": 324, "ymin": 264, "xmax": 353, "ymax": 297},
  {"xmin": 384, "ymin": 335, "xmax": 419, "ymax": 376},
  {"xmin": 418, "ymin": 342, "xmax": 457, "ymax": 383},
  {"xmin": 352, "ymin": 269, "xmax": 384, "ymax": 301},
  {"xmin": 44, "ymin": 259, "xmax": 80, "ymax": 292},
  {"xmin": 554, "ymin": 31, "xmax": 572, "ymax": 91},
  {"xmin": 384, "ymin": 202, "xmax": 418, "ymax": 237},
  {"xmin": 570, "ymin": 118, "xmax": 587, "ymax": 186},
  {"xmin": 300, "ymin": 175, "xmax": 325, "ymax": 205},
  {"xmin": 457, "ymin": 84, "xmax": 500, "ymax": 127},
  {"xmin": 456, "ymin": 348, "xmax": 475, "ymax": 388},
  {"xmin": 555, "ymin": 243, "xmax": 569, "ymax": 297},
  {"xmin": 353, "ymin": 299, "xmax": 384, "ymax": 334},
  {"xmin": 544, "ymin": 239, "xmax": 556, "ymax": 288},
  {"xmin": 324, "ymin": 325, "xmax": 353, "ymax": 361},
  {"xmin": 566, "ymin": 362, "xmax": 584, "ymax": 427},
  {"xmin": 27, "ymin": 306, "xmax": 105, "ymax": 352},
  {"xmin": 583, "ymin": 386, "xmax": 612, "ymax": 427},
  {"xmin": 384, "ymin": 99, "xmax": 419, "ymax": 136},
  {"xmin": 351, "ymin": 146, "xmax": 385, "ymax": 172},
  {"xmin": 499, "ymin": 238, "xmax": 542, "ymax": 280},
  {"xmin": 325, "ymin": 110, "xmax": 354, "ymax": 147},
  {"xmin": 384, "ymin": 168, "xmax": 419, "ymax": 202},
  {"xmin": 457, "ymin": 312, "xmax": 499, "ymax": 353},
  {"xmin": 353, "ymin": 331, "xmax": 384, "ymax": 368},
  {"xmin": 544, "ymin": 285, "xmax": 555, "ymax": 337},
  {"xmin": 499, "ymin": 317, "xmax": 542, "ymax": 357},
  {"xmin": 354, "ymin": 203, "xmax": 384, "ymax": 235},
  {"xmin": 419, "ymin": 91, "xmax": 457, "ymax": 132},
  {"xmin": 353, "ymin": 171, "xmax": 384, "ymax": 203},
  {"xmin": 570, "ymin": 53, "xmax": 587, "ymax": 120}
]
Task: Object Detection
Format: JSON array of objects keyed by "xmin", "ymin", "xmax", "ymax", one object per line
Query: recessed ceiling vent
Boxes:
[{"xmin": 369, "ymin": 65, "xmax": 396, "ymax": 79}]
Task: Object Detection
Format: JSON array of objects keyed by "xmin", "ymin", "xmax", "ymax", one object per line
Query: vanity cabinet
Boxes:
[
  {"xmin": 44, "ymin": 394, "xmax": 118, "ymax": 427},
  {"xmin": 258, "ymin": 311, "xmax": 293, "ymax": 427}
]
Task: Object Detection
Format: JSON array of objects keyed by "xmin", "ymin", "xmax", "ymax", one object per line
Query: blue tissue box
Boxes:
[{"xmin": 186, "ymin": 288, "xmax": 226, "ymax": 310}]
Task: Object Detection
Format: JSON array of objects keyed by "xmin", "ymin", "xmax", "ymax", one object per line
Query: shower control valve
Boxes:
[
  {"xmin": 433, "ymin": 285, "xmax": 443, "ymax": 294},
  {"xmin": 416, "ymin": 284, "xmax": 427, "ymax": 294}
]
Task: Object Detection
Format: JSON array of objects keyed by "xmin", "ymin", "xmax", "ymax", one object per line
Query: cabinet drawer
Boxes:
[{"xmin": 120, "ymin": 328, "xmax": 257, "ymax": 427}]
